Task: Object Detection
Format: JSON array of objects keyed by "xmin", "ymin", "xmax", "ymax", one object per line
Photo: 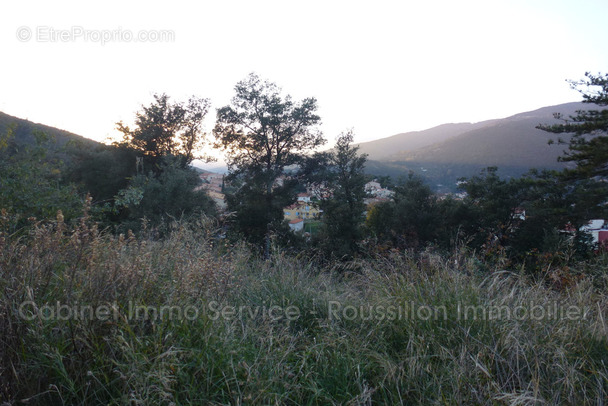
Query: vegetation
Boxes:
[
  {"xmin": 537, "ymin": 72, "xmax": 608, "ymax": 224},
  {"xmin": 116, "ymin": 93, "xmax": 211, "ymax": 171},
  {"xmin": 114, "ymin": 158, "xmax": 216, "ymax": 233},
  {"xmin": 314, "ymin": 131, "xmax": 368, "ymax": 259},
  {"xmin": 214, "ymin": 73, "xmax": 325, "ymax": 257},
  {"xmin": 0, "ymin": 126, "xmax": 83, "ymax": 231},
  {"xmin": 367, "ymin": 173, "xmax": 439, "ymax": 251},
  {"xmin": 112, "ymin": 95, "xmax": 216, "ymax": 231},
  {"xmin": 1, "ymin": 213, "xmax": 608, "ymax": 404},
  {"xmin": 538, "ymin": 72, "xmax": 608, "ymax": 179},
  {"xmin": 1, "ymin": 71, "xmax": 607, "ymax": 404}
]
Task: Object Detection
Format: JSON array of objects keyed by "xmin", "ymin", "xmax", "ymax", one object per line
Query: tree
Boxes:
[
  {"xmin": 318, "ymin": 131, "xmax": 367, "ymax": 258},
  {"xmin": 392, "ymin": 173, "xmax": 439, "ymax": 248},
  {"xmin": 109, "ymin": 95, "xmax": 215, "ymax": 231},
  {"xmin": 213, "ymin": 73, "xmax": 324, "ymax": 256},
  {"xmin": 537, "ymin": 72, "xmax": 608, "ymax": 180},
  {"xmin": 458, "ymin": 166, "xmax": 536, "ymax": 257},
  {"xmin": 537, "ymin": 72, "xmax": 608, "ymax": 221},
  {"xmin": 116, "ymin": 93, "xmax": 211, "ymax": 171},
  {"xmin": 456, "ymin": 167, "xmax": 596, "ymax": 265},
  {"xmin": 366, "ymin": 172, "xmax": 439, "ymax": 250}
]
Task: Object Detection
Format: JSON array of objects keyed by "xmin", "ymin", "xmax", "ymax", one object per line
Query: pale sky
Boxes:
[{"xmin": 2, "ymin": 0, "xmax": 607, "ymax": 157}]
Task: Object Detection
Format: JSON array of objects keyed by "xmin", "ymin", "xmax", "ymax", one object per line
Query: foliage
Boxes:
[
  {"xmin": 4, "ymin": 69, "xmax": 608, "ymax": 402},
  {"xmin": 114, "ymin": 157, "xmax": 216, "ymax": 233},
  {"xmin": 511, "ymin": 170, "xmax": 597, "ymax": 258},
  {"xmin": 0, "ymin": 126, "xmax": 83, "ymax": 230},
  {"xmin": 366, "ymin": 172, "xmax": 440, "ymax": 250},
  {"xmin": 224, "ymin": 175, "xmax": 296, "ymax": 245},
  {"xmin": 458, "ymin": 167, "xmax": 598, "ymax": 267},
  {"xmin": 316, "ymin": 131, "xmax": 368, "ymax": 259},
  {"xmin": 214, "ymin": 73, "xmax": 324, "ymax": 179},
  {"xmin": 538, "ymin": 72, "xmax": 608, "ymax": 178},
  {"xmin": 214, "ymin": 73, "xmax": 324, "ymax": 254},
  {"xmin": 537, "ymin": 72, "xmax": 608, "ymax": 221},
  {"xmin": 365, "ymin": 165, "xmax": 596, "ymax": 267},
  {"xmin": 62, "ymin": 94, "xmax": 216, "ymax": 231},
  {"xmin": 116, "ymin": 93, "xmax": 211, "ymax": 171},
  {"xmin": 460, "ymin": 167, "xmax": 529, "ymax": 248},
  {"xmin": 372, "ymin": 174, "xmax": 395, "ymax": 189},
  {"xmin": 66, "ymin": 143, "xmax": 139, "ymax": 204}
]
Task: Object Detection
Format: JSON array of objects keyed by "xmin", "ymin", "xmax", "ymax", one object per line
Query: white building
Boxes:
[
  {"xmin": 581, "ymin": 219, "xmax": 608, "ymax": 245},
  {"xmin": 365, "ymin": 181, "xmax": 381, "ymax": 194},
  {"xmin": 297, "ymin": 193, "xmax": 311, "ymax": 203},
  {"xmin": 288, "ymin": 218, "xmax": 304, "ymax": 232}
]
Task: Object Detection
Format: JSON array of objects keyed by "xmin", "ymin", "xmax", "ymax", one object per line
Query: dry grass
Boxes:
[{"xmin": 1, "ymin": 211, "xmax": 608, "ymax": 404}]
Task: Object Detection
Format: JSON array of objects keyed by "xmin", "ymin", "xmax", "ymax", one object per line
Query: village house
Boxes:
[
  {"xmin": 297, "ymin": 193, "xmax": 311, "ymax": 203},
  {"xmin": 513, "ymin": 207, "xmax": 526, "ymax": 221},
  {"xmin": 283, "ymin": 201, "xmax": 322, "ymax": 221},
  {"xmin": 364, "ymin": 180, "xmax": 394, "ymax": 199},
  {"xmin": 283, "ymin": 180, "xmax": 397, "ymax": 227}
]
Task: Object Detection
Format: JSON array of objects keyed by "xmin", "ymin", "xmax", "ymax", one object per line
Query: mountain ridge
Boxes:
[
  {"xmin": 384, "ymin": 102, "xmax": 587, "ymax": 166},
  {"xmin": 0, "ymin": 111, "xmax": 99, "ymax": 146},
  {"xmin": 355, "ymin": 120, "xmax": 497, "ymax": 160},
  {"xmin": 356, "ymin": 102, "xmax": 586, "ymax": 162},
  {"xmin": 357, "ymin": 102, "xmax": 604, "ymax": 190}
]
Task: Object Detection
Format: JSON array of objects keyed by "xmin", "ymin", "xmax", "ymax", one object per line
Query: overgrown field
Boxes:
[{"xmin": 2, "ymin": 212, "xmax": 608, "ymax": 405}]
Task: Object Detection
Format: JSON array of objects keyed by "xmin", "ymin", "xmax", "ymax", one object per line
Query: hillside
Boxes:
[
  {"xmin": 389, "ymin": 102, "xmax": 586, "ymax": 166},
  {"xmin": 356, "ymin": 121, "xmax": 497, "ymax": 161},
  {"xmin": 362, "ymin": 102, "xmax": 599, "ymax": 190},
  {"xmin": 0, "ymin": 111, "xmax": 99, "ymax": 150}
]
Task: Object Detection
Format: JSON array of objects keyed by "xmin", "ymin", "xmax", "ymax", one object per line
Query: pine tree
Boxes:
[
  {"xmin": 319, "ymin": 131, "xmax": 367, "ymax": 258},
  {"xmin": 537, "ymin": 72, "xmax": 608, "ymax": 179}
]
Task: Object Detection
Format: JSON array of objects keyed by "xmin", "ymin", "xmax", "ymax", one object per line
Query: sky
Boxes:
[{"xmin": 2, "ymin": 0, "xmax": 607, "ymax": 165}]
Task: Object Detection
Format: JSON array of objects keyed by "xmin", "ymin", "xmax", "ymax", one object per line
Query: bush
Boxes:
[{"xmin": 114, "ymin": 159, "xmax": 216, "ymax": 234}]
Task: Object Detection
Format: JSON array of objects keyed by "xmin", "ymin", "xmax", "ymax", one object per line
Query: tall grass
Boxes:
[{"xmin": 1, "ymin": 210, "xmax": 607, "ymax": 404}]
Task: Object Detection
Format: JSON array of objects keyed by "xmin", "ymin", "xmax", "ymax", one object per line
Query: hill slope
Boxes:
[
  {"xmin": 363, "ymin": 102, "xmax": 599, "ymax": 190},
  {"xmin": 0, "ymin": 111, "xmax": 99, "ymax": 150},
  {"xmin": 389, "ymin": 102, "xmax": 585, "ymax": 167},
  {"xmin": 356, "ymin": 121, "xmax": 497, "ymax": 161}
]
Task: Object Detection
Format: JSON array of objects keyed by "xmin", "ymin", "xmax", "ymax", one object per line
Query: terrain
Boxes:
[{"xmin": 358, "ymin": 102, "xmax": 590, "ymax": 190}]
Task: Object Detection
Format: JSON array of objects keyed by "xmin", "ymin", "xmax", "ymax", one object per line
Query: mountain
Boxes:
[
  {"xmin": 0, "ymin": 111, "xmax": 99, "ymax": 151},
  {"xmin": 356, "ymin": 121, "xmax": 498, "ymax": 161},
  {"xmin": 388, "ymin": 103, "xmax": 585, "ymax": 166},
  {"xmin": 191, "ymin": 159, "xmax": 229, "ymax": 174},
  {"xmin": 361, "ymin": 102, "xmax": 598, "ymax": 191}
]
